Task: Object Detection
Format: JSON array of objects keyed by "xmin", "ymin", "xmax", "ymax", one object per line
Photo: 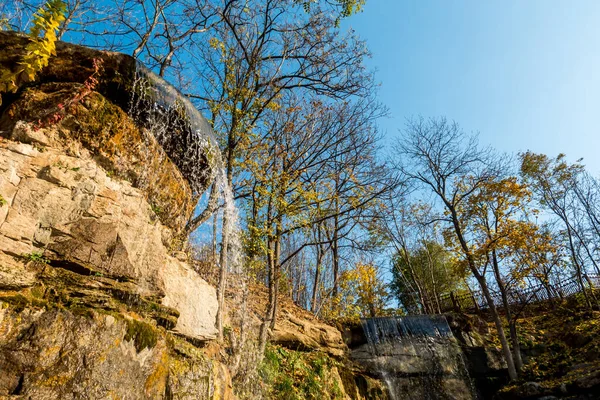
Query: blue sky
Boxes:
[{"xmin": 343, "ymin": 1, "xmax": 600, "ymax": 174}]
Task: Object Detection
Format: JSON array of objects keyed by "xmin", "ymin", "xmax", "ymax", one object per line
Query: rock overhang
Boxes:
[{"xmin": 0, "ymin": 31, "xmax": 219, "ymax": 218}]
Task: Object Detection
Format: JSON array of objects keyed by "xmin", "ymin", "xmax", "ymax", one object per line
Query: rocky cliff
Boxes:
[
  {"xmin": 0, "ymin": 31, "xmax": 234, "ymax": 399},
  {"xmin": 0, "ymin": 32, "xmax": 387, "ymax": 400}
]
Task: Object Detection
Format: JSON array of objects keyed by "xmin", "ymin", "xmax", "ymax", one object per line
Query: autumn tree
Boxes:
[
  {"xmin": 458, "ymin": 175, "xmax": 548, "ymax": 371},
  {"xmin": 329, "ymin": 261, "xmax": 389, "ymax": 321},
  {"xmin": 512, "ymin": 223, "xmax": 565, "ymax": 307},
  {"xmin": 390, "ymin": 239, "xmax": 464, "ymax": 315},
  {"xmin": 241, "ymin": 93, "xmax": 390, "ymax": 354},
  {"xmin": 394, "ymin": 116, "xmax": 519, "ymax": 380},
  {"xmin": 520, "ymin": 152, "xmax": 597, "ymax": 308}
]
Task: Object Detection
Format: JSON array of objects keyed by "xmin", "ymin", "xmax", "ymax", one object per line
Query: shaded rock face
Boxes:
[
  {"xmin": 351, "ymin": 338, "xmax": 474, "ymax": 400},
  {"xmin": 347, "ymin": 317, "xmax": 475, "ymax": 400},
  {"xmin": 446, "ymin": 313, "xmax": 509, "ymax": 398},
  {"xmin": 0, "ymin": 303, "xmax": 233, "ymax": 399},
  {"xmin": 0, "ymin": 82, "xmax": 196, "ymax": 234}
]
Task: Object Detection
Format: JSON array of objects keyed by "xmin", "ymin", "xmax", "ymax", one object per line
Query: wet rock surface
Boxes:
[{"xmin": 347, "ymin": 317, "xmax": 475, "ymax": 400}]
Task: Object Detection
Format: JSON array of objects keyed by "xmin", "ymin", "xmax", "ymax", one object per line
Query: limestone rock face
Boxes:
[
  {"xmin": 0, "ymin": 120, "xmax": 217, "ymax": 340},
  {"xmin": 241, "ymin": 283, "xmax": 347, "ymax": 357},
  {"xmin": 161, "ymin": 258, "xmax": 218, "ymax": 340},
  {"xmin": 0, "ymin": 135, "xmax": 217, "ymax": 338},
  {"xmin": 1, "ymin": 82, "xmax": 196, "ymax": 234},
  {"xmin": 271, "ymin": 309, "xmax": 347, "ymax": 357},
  {"xmin": 0, "ymin": 253, "xmax": 35, "ymax": 289}
]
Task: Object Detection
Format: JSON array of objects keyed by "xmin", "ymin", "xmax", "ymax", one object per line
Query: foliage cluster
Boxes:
[
  {"xmin": 21, "ymin": 251, "xmax": 49, "ymax": 264},
  {"xmin": 321, "ymin": 262, "xmax": 390, "ymax": 322},
  {"xmin": 259, "ymin": 344, "xmax": 344, "ymax": 400},
  {"xmin": 390, "ymin": 241, "xmax": 467, "ymax": 314},
  {"xmin": 0, "ymin": 0, "xmax": 66, "ymax": 105}
]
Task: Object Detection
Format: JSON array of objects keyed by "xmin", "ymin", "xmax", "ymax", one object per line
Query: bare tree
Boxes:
[{"xmin": 395, "ymin": 116, "xmax": 519, "ymax": 380}]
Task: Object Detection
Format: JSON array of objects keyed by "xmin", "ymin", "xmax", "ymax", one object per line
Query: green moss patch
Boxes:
[{"xmin": 125, "ymin": 318, "xmax": 158, "ymax": 352}]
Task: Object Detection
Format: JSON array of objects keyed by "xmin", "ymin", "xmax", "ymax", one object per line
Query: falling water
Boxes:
[
  {"xmin": 128, "ymin": 63, "xmax": 243, "ymax": 274},
  {"xmin": 360, "ymin": 316, "xmax": 475, "ymax": 400},
  {"xmin": 128, "ymin": 64, "xmax": 220, "ymax": 194}
]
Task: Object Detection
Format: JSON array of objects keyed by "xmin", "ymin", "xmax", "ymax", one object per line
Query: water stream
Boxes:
[
  {"xmin": 128, "ymin": 63, "xmax": 243, "ymax": 274},
  {"xmin": 360, "ymin": 316, "xmax": 476, "ymax": 400}
]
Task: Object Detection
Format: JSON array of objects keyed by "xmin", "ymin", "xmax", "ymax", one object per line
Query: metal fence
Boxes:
[{"xmin": 438, "ymin": 274, "xmax": 600, "ymax": 313}]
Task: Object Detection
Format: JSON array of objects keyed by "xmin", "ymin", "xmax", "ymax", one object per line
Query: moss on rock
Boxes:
[
  {"xmin": 125, "ymin": 318, "xmax": 158, "ymax": 352},
  {"xmin": 0, "ymin": 82, "xmax": 196, "ymax": 233}
]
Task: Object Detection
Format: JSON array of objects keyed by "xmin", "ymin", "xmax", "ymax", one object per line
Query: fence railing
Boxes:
[{"xmin": 438, "ymin": 274, "xmax": 600, "ymax": 313}]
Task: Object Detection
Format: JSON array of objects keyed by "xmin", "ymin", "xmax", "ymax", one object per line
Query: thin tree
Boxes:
[{"xmin": 395, "ymin": 116, "xmax": 519, "ymax": 380}]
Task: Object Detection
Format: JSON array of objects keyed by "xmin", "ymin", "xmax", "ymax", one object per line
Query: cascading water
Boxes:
[
  {"xmin": 128, "ymin": 63, "xmax": 243, "ymax": 274},
  {"xmin": 359, "ymin": 316, "xmax": 476, "ymax": 400}
]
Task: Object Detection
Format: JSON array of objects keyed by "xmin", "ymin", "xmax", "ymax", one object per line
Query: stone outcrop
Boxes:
[
  {"xmin": 0, "ymin": 31, "xmax": 216, "ymax": 211},
  {"xmin": 238, "ymin": 283, "xmax": 347, "ymax": 357},
  {"xmin": 0, "ymin": 302, "xmax": 233, "ymax": 399},
  {"xmin": 271, "ymin": 308, "xmax": 347, "ymax": 357},
  {"xmin": 0, "ymin": 32, "xmax": 228, "ymax": 399},
  {"xmin": 0, "ymin": 133, "xmax": 217, "ymax": 341}
]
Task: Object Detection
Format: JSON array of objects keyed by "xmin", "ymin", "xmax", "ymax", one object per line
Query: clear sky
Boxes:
[{"xmin": 342, "ymin": 1, "xmax": 600, "ymax": 174}]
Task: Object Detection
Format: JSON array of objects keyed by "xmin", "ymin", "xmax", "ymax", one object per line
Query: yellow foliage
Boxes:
[
  {"xmin": 322, "ymin": 262, "xmax": 389, "ymax": 321},
  {"xmin": 0, "ymin": 0, "xmax": 66, "ymax": 105}
]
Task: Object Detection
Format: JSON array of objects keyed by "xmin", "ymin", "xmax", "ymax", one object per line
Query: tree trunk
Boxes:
[
  {"xmin": 475, "ymin": 272, "xmax": 519, "ymax": 380},
  {"xmin": 212, "ymin": 212, "xmax": 218, "ymax": 262},
  {"xmin": 566, "ymin": 225, "xmax": 593, "ymax": 309},
  {"xmin": 491, "ymin": 249, "xmax": 523, "ymax": 371},
  {"xmin": 269, "ymin": 231, "xmax": 281, "ymax": 330},
  {"xmin": 258, "ymin": 237, "xmax": 276, "ymax": 357},
  {"xmin": 332, "ymin": 213, "xmax": 340, "ymax": 297},
  {"xmin": 311, "ymin": 240, "xmax": 324, "ymax": 314},
  {"xmin": 448, "ymin": 206, "xmax": 518, "ymax": 380},
  {"xmin": 216, "ymin": 211, "xmax": 229, "ymax": 342},
  {"xmin": 509, "ymin": 321, "xmax": 523, "ymax": 371}
]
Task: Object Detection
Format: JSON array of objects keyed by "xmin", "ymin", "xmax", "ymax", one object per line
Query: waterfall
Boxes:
[
  {"xmin": 359, "ymin": 316, "xmax": 475, "ymax": 400},
  {"xmin": 127, "ymin": 63, "xmax": 243, "ymax": 274},
  {"xmin": 128, "ymin": 64, "xmax": 220, "ymax": 194}
]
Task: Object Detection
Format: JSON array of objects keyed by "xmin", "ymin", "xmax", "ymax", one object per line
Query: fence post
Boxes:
[
  {"xmin": 471, "ymin": 293, "xmax": 480, "ymax": 312},
  {"xmin": 450, "ymin": 292, "xmax": 460, "ymax": 312}
]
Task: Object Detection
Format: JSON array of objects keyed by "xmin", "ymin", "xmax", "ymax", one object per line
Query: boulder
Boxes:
[
  {"xmin": 160, "ymin": 258, "xmax": 218, "ymax": 340},
  {"xmin": 272, "ymin": 310, "xmax": 347, "ymax": 357}
]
